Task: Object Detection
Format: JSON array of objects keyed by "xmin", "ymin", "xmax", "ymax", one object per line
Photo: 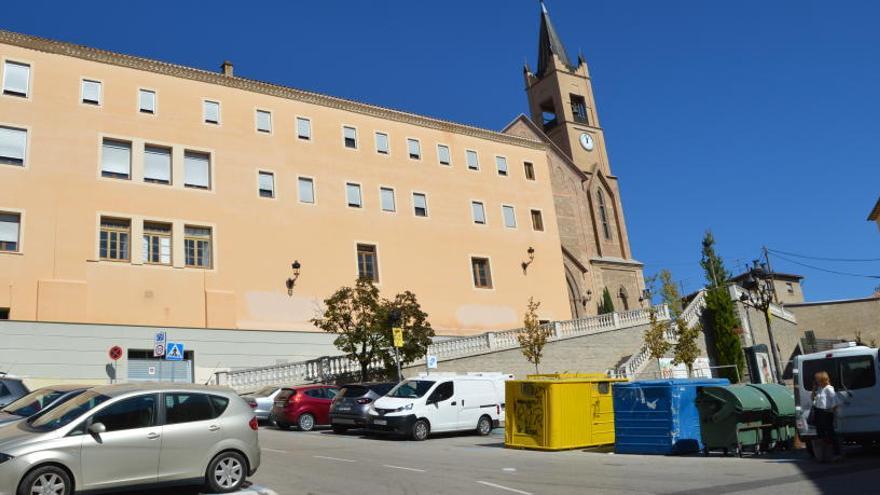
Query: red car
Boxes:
[{"xmin": 271, "ymin": 385, "xmax": 339, "ymax": 431}]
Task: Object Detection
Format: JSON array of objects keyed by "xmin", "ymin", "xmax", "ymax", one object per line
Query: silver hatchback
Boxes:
[{"xmin": 0, "ymin": 383, "xmax": 260, "ymax": 495}]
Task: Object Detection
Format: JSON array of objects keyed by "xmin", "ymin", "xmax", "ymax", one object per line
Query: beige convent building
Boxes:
[{"xmin": 0, "ymin": 5, "xmax": 644, "ymax": 382}]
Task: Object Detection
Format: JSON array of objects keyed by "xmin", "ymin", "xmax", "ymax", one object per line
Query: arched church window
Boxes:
[
  {"xmin": 597, "ymin": 189, "xmax": 612, "ymax": 240},
  {"xmin": 618, "ymin": 287, "xmax": 629, "ymax": 311}
]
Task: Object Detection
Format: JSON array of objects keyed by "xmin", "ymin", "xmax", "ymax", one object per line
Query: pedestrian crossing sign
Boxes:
[{"xmin": 165, "ymin": 342, "xmax": 184, "ymax": 361}]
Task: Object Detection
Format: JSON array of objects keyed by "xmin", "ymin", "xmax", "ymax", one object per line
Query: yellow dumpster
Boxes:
[{"xmin": 505, "ymin": 374, "xmax": 626, "ymax": 450}]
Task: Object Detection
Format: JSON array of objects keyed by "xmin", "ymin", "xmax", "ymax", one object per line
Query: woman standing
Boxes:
[{"xmin": 812, "ymin": 371, "xmax": 842, "ymax": 461}]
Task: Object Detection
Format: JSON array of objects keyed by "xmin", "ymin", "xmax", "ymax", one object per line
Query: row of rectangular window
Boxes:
[
  {"xmin": 1, "ymin": 61, "xmax": 538, "ymax": 181},
  {"xmin": 99, "ymin": 217, "xmax": 212, "ymax": 268},
  {"xmin": 100, "ymin": 139, "xmax": 211, "ymax": 189},
  {"xmin": 354, "ymin": 242, "xmax": 493, "ymax": 290}
]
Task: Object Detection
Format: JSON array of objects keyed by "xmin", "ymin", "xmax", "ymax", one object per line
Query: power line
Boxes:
[
  {"xmin": 770, "ymin": 252, "xmax": 880, "ymax": 280},
  {"xmin": 768, "ymin": 248, "xmax": 880, "ymax": 263}
]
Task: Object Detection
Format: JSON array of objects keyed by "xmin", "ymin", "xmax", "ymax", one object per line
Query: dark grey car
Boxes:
[
  {"xmin": 0, "ymin": 384, "xmax": 90, "ymax": 427},
  {"xmin": 329, "ymin": 382, "xmax": 396, "ymax": 433},
  {"xmin": 0, "ymin": 375, "xmax": 28, "ymax": 409}
]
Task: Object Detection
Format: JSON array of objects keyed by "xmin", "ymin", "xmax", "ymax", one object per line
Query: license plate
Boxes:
[
  {"xmin": 338, "ymin": 407, "xmax": 351, "ymax": 412},
  {"xmin": 336, "ymin": 418, "xmax": 356, "ymax": 425},
  {"xmin": 374, "ymin": 419, "xmax": 387, "ymax": 426}
]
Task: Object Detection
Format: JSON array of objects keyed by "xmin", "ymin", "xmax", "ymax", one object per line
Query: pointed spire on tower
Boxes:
[{"xmin": 537, "ymin": 1, "xmax": 575, "ymax": 76}]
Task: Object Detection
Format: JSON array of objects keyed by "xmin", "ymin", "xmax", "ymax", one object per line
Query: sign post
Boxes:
[
  {"xmin": 108, "ymin": 345, "xmax": 123, "ymax": 384},
  {"xmin": 426, "ymin": 355, "xmax": 438, "ymax": 375},
  {"xmin": 153, "ymin": 331, "xmax": 167, "ymax": 358},
  {"xmin": 392, "ymin": 327, "xmax": 404, "ymax": 383}
]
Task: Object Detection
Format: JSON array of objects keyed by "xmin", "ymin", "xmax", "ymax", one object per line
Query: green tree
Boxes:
[
  {"xmin": 643, "ymin": 306, "xmax": 671, "ymax": 372},
  {"xmin": 659, "ymin": 269, "xmax": 683, "ymax": 318},
  {"xmin": 312, "ymin": 278, "xmax": 434, "ymax": 381},
  {"xmin": 672, "ymin": 317, "xmax": 703, "ymax": 377},
  {"xmin": 700, "ymin": 231, "xmax": 744, "ymax": 383},
  {"xmin": 517, "ymin": 298, "xmax": 550, "ymax": 374},
  {"xmin": 597, "ymin": 287, "xmax": 615, "ymax": 315}
]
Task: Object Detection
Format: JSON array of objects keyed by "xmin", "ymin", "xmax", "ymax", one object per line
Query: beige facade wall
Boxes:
[
  {"xmin": 788, "ymin": 298, "xmax": 880, "ymax": 347},
  {"xmin": 0, "ymin": 37, "xmax": 573, "ymax": 336}
]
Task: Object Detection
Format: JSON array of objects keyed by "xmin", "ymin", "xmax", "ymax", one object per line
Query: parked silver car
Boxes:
[
  {"xmin": 0, "ymin": 385, "xmax": 90, "ymax": 428},
  {"xmin": 241, "ymin": 386, "xmax": 282, "ymax": 423},
  {"xmin": 0, "ymin": 383, "xmax": 260, "ymax": 495}
]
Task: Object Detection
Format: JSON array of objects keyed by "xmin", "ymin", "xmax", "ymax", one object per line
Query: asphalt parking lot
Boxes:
[{"xmin": 238, "ymin": 425, "xmax": 880, "ymax": 495}]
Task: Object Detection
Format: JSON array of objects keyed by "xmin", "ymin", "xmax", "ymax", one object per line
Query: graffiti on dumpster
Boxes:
[{"xmin": 514, "ymin": 383, "xmax": 545, "ymax": 437}]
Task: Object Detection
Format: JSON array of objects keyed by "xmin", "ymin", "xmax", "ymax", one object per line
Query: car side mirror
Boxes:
[{"xmin": 88, "ymin": 422, "xmax": 106, "ymax": 435}]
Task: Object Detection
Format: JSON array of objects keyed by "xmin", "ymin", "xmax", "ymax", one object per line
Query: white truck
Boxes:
[{"xmin": 793, "ymin": 343, "xmax": 880, "ymax": 448}]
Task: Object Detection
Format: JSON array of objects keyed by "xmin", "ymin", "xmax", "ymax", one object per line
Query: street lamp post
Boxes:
[
  {"xmin": 389, "ymin": 309, "xmax": 403, "ymax": 383},
  {"xmin": 739, "ymin": 262, "xmax": 783, "ymax": 383}
]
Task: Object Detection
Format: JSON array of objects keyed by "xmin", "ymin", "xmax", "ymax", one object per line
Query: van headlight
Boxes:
[
  {"xmin": 0, "ymin": 453, "xmax": 13, "ymax": 465},
  {"xmin": 393, "ymin": 404, "xmax": 414, "ymax": 413}
]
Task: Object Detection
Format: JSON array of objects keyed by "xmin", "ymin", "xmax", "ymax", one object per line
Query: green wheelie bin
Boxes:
[
  {"xmin": 746, "ymin": 383, "xmax": 796, "ymax": 451},
  {"xmin": 695, "ymin": 385, "xmax": 773, "ymax": 456}
]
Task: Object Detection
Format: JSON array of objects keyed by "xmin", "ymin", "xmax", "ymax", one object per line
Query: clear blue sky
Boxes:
[{"xmin": 5, "ymin": 1, "xmax": 879, "ymax": 301}]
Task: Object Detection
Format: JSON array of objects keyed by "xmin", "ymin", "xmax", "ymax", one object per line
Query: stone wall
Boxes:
[
  {"xmin": 787, "ymin": 298, "xmax": 880, "ymax": 347},
  {"xmin": 735, "ymin": 302, "xmax": 801, "ymax": 379},
  {"xmin": 402, "ymin": 322, "xmax": 649, "ymax": 379}
]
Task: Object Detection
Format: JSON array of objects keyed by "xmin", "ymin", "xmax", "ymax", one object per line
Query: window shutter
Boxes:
[
  {"xmin": 0, "ymin": 214, "xmax": 19, "ymax": 243},
  {"xmin": 259, "ymin": 172, "xmax": 274, "ymax": 192},
  {"xmin": 82, "ymin": 80, "xmax": 102, "ymax": 103},
  {"xmin": 144, "ymin": 147, "xmax": 171, "ymax": 182},
  {"xmin": 101, "ymin": 141, "xmax": 131, "ymax": 176},
  {"xmin": 139, "ymin": 90, "xmax": 155, "ymax": 112},
  {"xmin": 0, "ymin": 127, "xmax": 26, "ymax": 162},
  {"xmin": 204, "ymin": 101, "xmax": 220, "ymax": 123},
  {"xmin": 184, "ymin": 153, "xmax": 210, "ymax": 188},
  {"xmin": 3, "ymin": 62, "xmax": 29, "ymax": 95}
]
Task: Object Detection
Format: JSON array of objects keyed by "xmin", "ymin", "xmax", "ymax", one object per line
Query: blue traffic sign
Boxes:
[{"xmin": 165, "ymin": 342, "xmax": 184, "ymax": 361}]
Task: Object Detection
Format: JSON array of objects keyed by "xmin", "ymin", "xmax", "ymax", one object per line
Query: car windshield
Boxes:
[
  {"xmin": 252, "ymin": 386, "xmax": 278, "ymax": 397},
  {"xmin": 387, "ymin": 380, "xmax": 435, "ymax": 399},
  {"xmin": 1, "ymin": 389, "xmax": 66, "ymax": 417},
  {"xmin": 27, "ymin": 390, "xmax": 111, "ymax": 432}
]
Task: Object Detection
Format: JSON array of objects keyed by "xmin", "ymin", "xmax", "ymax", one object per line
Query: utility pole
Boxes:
[{"xmin": 762, "ymin": 246, "xmax": 779, "ymax": 304}]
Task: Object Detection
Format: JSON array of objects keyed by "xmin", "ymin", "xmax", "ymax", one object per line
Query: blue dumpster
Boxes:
[{"xmin": 613, "ymin": 378, "xmax": 730, "ymax": 455}]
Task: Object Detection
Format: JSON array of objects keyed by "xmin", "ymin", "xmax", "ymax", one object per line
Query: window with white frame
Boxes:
[
  {"xmin": 258, "ymin": 171, "xmax": 275, "ymax": 198},
  {"xmin": 530, "ymin": 209, "xmax": 544, "ymax": 231},
  {"xmin": 296, "ymin": 117, "xmax": 311, "ymax": 140},
  {"xmin": 99, "ymin": 217, "xmax": 130, "ymax": 261},
  {"xmin": 143, "ymin": 145, "xmax": 172, "ymax": 184},
  {"xmin": 380, "ymin": 187, "xmax": 396, "ymax": 212},
  {"xmin": 81, "ymin": 80, "xmax": 102, "ymax": 105},
  {"xmin": 142, "ymin": 221, "xmax": 172, "ymax": 265},
  {"xmin": 496, "ymin": 156, "xmax": 508, "ymax": 176},
  {"xmin": 437, "ymin": 144, "xmax": 451, "ymax": 165},
  {"xmin": 471, "ymin": 201, "xmax": 486, "ymax": 225},
  {"xmin": 298, "ymin": 177, "xmax": 315, "ymax": 204},
  {"xmin": 101, "ymin": 139, "xmax": 131, "ymax": 179},
  {"xmin": 0, "ymin": 212, "xmax": 20, "ymax": 252},
  {"xmin": 184, "ymin": 226, "xmax": 212, "ymax": 268},
  {"xmin": 357, "ymin": 244, "xmax": 379, "ymax": 282},
  {"xmin": 471, "ymin": 257, "xmax": 493, "ymax": 289},
  {"xmin": 413, "ymin": 193, "xmax": 428, "ymax": 217},
  {"xmin": 502, "ymin": 205, "xmax": 517, "ymax": 228},
  {"xmin": 407, "ymin": 138, "xmax": 421, "ymax": 160},
  {"xmin": 203, "ymin": 100, "xmax": 220, "ymax": 124},
  {"xmin": 375, "ymin": 132, "xmax": 389, "ymax": 154},
  {"xmin": 346, "ymin": 183, "xmax": 362, "ymax": 208},
  {"xmin": 138, "ymin": 89, "xmax": 156, "ymax": 114},
  {"xmin": 184, "ymin": 151, "xmax": 211, "ymax": 189},
  {"xmin": 0, "ymin": 126, "xmax": 27, "ymax": 167},
  {"xmin": 256, "ymin": 110, "xmax": 272, "ymax": 133},
  {"xmin": 2, "ymin": 61, "xmax": 30, "ymax": 97},
  {"xmin": 466, "ymin": 150, "xmax": 479, "ymax": 170},
  {"xmin": 343, "ymin": 126, "xmax": 358, "ymax": 149}
]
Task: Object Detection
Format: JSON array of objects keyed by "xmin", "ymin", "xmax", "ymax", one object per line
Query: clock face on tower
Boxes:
[{"xmin": 579, "ymin": 133, "xmax": 594, "ymax": 151}]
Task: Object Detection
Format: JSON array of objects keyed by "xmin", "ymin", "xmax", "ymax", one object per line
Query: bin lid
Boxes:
[
  {"xmin": 697, "ymin": 385, "xmax": 770, "ymax": 412},
  {"xmin": 745, "ymin": 383, "xmax": 795, "ymax": 417},
  {"xmin": 614, "ymin": 378, "xmax": 729, "ymax": 389},
  {"xmin": 525, "ymin": 373, "xmax": 626, "ymax": 383}
]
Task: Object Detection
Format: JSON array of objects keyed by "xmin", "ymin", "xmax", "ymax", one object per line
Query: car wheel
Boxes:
[
  {"xmin": 476, "ymin": 415, "xmax": 493, "ymax": 436},
  {"xmin": 332, "ymin": 425, "xmax": 348, "ymax": 434},
  {"xmin": 411, "ymin": 419, "xmax": 430, "ymax": 441},
  {"xmin": 205, "ymin": 451, "xmax": 247, "ymax": 493},
  {"xmin": 298, "ymin": 413, "xmax": 316, "ymax": 431},
  {"xmin": 18, "ymin": 465, "xmax": 72, "ymax": 495}
]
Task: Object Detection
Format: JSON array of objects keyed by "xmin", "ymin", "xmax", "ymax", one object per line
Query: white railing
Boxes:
[
  {"xmin": 610, "ymin": 290, "xmax": 707, "ymax": 379},
  {"xmin": 216, "ymin": 304, "xmax": 669, "ymax": 392}
]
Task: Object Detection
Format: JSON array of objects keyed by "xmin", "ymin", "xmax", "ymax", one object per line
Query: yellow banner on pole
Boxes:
[{"xmin": 393, "ymin": 327, "xmax": 404, "ymax": 348}]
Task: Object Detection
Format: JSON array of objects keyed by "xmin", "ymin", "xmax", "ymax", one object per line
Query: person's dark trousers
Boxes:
[{"xmin": 815, "ymin": 409, "xmax": 842, "ymax": 456}]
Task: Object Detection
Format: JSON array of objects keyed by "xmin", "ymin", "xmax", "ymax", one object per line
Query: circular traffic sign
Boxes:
[{"xmin": 108, "ymin": 345, "xmax": 124, "ymax": 361}]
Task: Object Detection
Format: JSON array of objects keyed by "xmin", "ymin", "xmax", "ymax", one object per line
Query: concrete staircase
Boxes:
[{"xmin": 214, "ymin": 305, "xmax": 671, "ymax": 392}]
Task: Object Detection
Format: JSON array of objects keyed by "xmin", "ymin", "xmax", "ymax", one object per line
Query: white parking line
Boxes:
[
  {"xmin": 313, "ymin": 455, "xmax": 357, "ymax": 463},
  {"xmin": 476, "ymin": 480, "xmax": 533, "ymax": 495},
  {"xmin": 261, "ymin": 448, "xmax": 288, "ymax": 454},
  {"xmin": 383, "ymin": 464, "xmax": 427, "ymax": 472}
]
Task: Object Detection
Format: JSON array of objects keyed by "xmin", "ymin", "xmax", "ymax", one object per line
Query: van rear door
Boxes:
[{"xmin": 835, "ymin": 352, "xmax": 879, "ymax": 434}]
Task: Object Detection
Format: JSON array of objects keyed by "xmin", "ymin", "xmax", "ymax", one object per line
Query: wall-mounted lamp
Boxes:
[
  {"xmin": 521, "ymin": 246, "xmax": 536, "ymax": 274},
  {"xmin": 581, "ymin": 289, "xmax": 593, "ymax": 306},
  {"xmin": 638, "ymin": 288, "xmax": 652, "ymax": 303},
  {"xmin": 286, "ymin": 260, "xmax": 302, "ymax": 296}
]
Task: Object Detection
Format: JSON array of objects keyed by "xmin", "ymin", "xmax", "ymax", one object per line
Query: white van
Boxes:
[
  {"xmin": 793, "ymin": 343, "xmax": 880, "ymax": 445},
  {"xmin": 368, "ymin": 373, "xmax": 509, "ymax": 440}
]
